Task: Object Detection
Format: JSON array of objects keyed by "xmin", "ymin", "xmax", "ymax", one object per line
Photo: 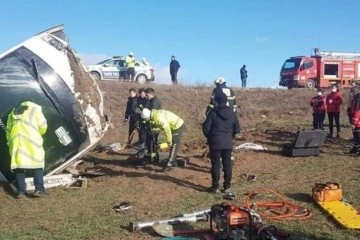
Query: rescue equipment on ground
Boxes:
[
  {"xmin": 130, "ymin": 189, "xmax": 311, "ymax": 239},
  {"xmin": 312, "ymin": 182, "xmax": 343, "ymax": 202},
  {"xmin": 313, "ymin": 182, "xmax": 360, "ymax": 229}
]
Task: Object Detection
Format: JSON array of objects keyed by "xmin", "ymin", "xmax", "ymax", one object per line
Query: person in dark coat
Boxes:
[
  {"xmin": 137, "ymin": 88, "xmax": 147, "ymax": 111},
  {"xmin": 202, "ymin": 93, "xmax": 240, "ymax": 193},
  {"xmin": 136, "ymin": 88, "xmax": 147, "ymax": 148},
  {"xmin": 141, "ymin": 88, "xmax": 162, "ymax": 162},
  {"xmin": 240, "ymin": 65, "xmax": 248, "ymax": 88},
  {"xmin": 144, "ymin": 88, "xmax": 162, "ymax": 110},
  {"xmin": 124, "ymin": 88, "xmax": 138, "ymax": 144},
  {"xmin": 169, "ymin": 55, "xmax": 180, "ymax": 85}
]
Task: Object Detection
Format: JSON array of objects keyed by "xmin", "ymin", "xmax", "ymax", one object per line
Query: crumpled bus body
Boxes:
[{"xmin": 0, "ymin": 25, "xmax": 108, "ymax": 181}]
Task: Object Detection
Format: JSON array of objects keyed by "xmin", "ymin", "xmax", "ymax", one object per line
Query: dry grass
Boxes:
[{"xmin": 1, "ymin": 82, "xmax": 359, "ymax": 240}]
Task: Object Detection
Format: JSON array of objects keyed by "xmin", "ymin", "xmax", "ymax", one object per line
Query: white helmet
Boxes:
[
  {"xmin": 141, "ymin": 108, "xmax": 151, "ymax": 119},
  {"xmin": 129, "ymin": 51, "xmax": 134, "ymax": 56},
  {"xmin": 214, "ymin": 77, "xmax": 226, "ymax": 84}
]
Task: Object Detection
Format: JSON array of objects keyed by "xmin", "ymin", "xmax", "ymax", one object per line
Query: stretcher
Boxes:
[{"xmin": 317, "ymin": 201, "xmax": 360, "ymax": 229}]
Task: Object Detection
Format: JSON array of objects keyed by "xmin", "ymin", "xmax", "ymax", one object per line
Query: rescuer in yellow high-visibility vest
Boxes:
[
  {"xmin": 6, "ymin": 101, "xmax": 48, "ymax": 199},
  {"xmin": 141, "ymin": 108, "xmax": 185, "ymax": 172},
  {"xmin": 125, "ymin": 51, "xmax": 136, "ymax": 82}
]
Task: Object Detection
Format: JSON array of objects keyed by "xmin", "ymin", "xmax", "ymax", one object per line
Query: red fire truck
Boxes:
[{"xmin": 279, "ymin": 48, "xmax": 360, "ymax": 89}]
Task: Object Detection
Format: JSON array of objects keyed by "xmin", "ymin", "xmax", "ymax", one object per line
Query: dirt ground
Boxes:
[
  {"xmin": 2, "ymin": 81, "xmax": 359, "ymax": 240},
  {"xmin": 99, "ymin": 82, "xmax": 334, "ymax": 148}
]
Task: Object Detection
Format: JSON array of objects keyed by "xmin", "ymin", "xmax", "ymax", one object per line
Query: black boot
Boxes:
[
  {"xmin": 162, "ymin": 165, "xmax": 173, "ymax": 172},
  {"xmin": 162, "ymin": 160, "xmax": 173, "ymax": 172},
  {"xmin": 347, "ymin": 147, "xmax": 358, "ymax": 154}
]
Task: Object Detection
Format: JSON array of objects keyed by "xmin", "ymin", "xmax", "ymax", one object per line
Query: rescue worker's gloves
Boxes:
[
  {"xmin": 158, "ymin": 142, "xmax": 169, "ymax": 150},
  {"xmin": 151, "ymin": 128, "xmax": 161, "ymax": 133}
]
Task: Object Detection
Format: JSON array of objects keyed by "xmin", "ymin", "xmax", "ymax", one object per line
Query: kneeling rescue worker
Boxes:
[{"xmin": 141, "ymin": 108, "xmax": 185, "ymax": 171}]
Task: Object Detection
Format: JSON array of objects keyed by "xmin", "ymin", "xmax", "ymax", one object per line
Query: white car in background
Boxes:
[{"xmin": 86, "ymin": 56, "xmax": 155, "ymax": 84}]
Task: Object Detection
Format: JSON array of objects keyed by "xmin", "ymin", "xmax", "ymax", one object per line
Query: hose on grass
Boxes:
[{"xmin": 244, "ymin": 188, "xmax": 312, "ymax": 221}]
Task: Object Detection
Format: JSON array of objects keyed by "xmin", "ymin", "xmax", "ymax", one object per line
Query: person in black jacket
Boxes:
[
  {"xmin": 124, "ymin": 88, "xmax": 138, "ymax": 144},
  {"xmin": 240, "ymin": 65, "xmax": 248, "ymax": 88},
  {"xmin": 144, "ymin": 88, "xmax": 162, "ymax": 110},
  {"xmin": 137, "ymin": 88, "xmax": 147, "ymax": 112},
  {"xmin": 139, "ymin": 88, "xmax": 162, "ymax": 162},
  {"xmin": 202, "ymin": 93, "xmax": 240, "ymax": 193},
  {"xmin": 169, "ymin": 55, "xmax": 180, "ymax": 85},
  {"xmin": 136, "ymin": 88, "xmax": 147, "ymax": 148}
]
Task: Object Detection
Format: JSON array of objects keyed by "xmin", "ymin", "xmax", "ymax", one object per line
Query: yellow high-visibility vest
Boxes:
[
  {"xmin": 125, "ymin": 56, "xmax": 136, "ymax": 68},
  {"xmin": 6, "ymin": 101, "xmax": 48, "ymax": 170},
  {"xmin": 149, "ymin": 109, "xmax": 184, "ymax": 145}
]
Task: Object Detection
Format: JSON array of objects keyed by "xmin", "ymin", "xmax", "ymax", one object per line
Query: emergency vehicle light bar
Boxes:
[{"xmin": 314, "ymin": 48, "xmax": 360, "ymax": 60}]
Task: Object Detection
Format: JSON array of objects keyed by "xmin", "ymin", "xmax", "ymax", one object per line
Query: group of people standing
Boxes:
[
  {"xmin": 310, "ymin": 84, "xmax": 343, "ymax": 137},
  {"xmin": 310, "ymin": 83, "xmax": 360, "ymax": 155},
  {"xmin": 124, "ymin": 87, "xmax": 185, "ymax": 172},
  {"xmin": 124, "ymin": 76, "xmax": 240, "ymax": 193},
  {"xmin": 124, "ymin": 51, "xmax": 182, "ymax": 85},
  {"xmin": 126, "ymin": 52, "xmax": 249, "ymax": 88}
]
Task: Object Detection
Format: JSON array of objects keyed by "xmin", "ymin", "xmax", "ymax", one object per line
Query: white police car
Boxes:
[{"xmin": 86, "ymin": 56, "xmax": 155, "ymax": 84}]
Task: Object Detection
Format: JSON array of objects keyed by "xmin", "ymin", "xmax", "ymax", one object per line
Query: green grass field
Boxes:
[
  {"xmin": 1, "ymin": 84, "xmax": 359, "ymax": 240},
  {"xmin": 1, "ymin": 121, "xmax": 360, "ymax": 240}
]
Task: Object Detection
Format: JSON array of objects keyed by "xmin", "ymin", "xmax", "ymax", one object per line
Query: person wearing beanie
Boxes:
[{"xmin": 202, "ymin": 93, "xmax": 240, "ymax": 194}]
